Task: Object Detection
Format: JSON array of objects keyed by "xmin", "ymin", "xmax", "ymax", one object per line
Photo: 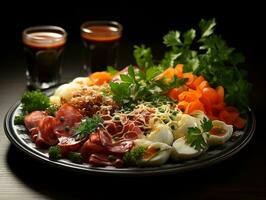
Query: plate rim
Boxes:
[{"xmin": 4, "ymin": 101, "xmax": 256, "ymax": 175}]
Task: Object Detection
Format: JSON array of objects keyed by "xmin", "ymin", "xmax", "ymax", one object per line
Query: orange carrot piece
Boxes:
[
  {"xmin": 191, "ymin": 76, "xmax": 205, "ymax": 90},
  {"xmin": 177, "ymin": 101, "xmax": 189, "ymax": 112},
  {"xmin": 178, "ymin": 90, "xmax": 202, "ymax": 102},
  {"xmin": 216, "ymin": 86, "xmax": 224, "ymax": 103},
  {"xmin": 167, "ymin": 86, "xmax": 187, "ymax": 101},
  {"xmin": 183, "ymin": 72, "xmax": 195, "ymax": 87},
  {"xmin": 186, "ymin": 100, "xmax": 205, "ymax": 114},
  {"xmin": 175, "ymin": 64, "xmax": 184, "ymax": 78},
  {"xmin": 202, "ymin": 87, "xmax": 218, "ymax": 104}
]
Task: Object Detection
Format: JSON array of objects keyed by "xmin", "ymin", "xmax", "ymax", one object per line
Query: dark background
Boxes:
[{"xmin": 0, "ymin": 2, "xmax": 265, "ymax": 200}]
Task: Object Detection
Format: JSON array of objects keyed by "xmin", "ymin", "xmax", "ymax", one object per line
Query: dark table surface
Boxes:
[{"xmin": 0, "ymin": 22, "xmax": 265, "ymax": 200}]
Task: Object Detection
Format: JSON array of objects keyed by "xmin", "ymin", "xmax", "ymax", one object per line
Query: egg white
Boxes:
[
  {"xmin": 147, "ymin": 123, "xmax": 174, "ymax": 145},
  {"xmin": 171, "ymin": 137, "xmax": 204, "ymax": 161},
  {"xmin": 133, "ymin": 139, "xmax": 172, "ymax": 166},
  {"xmin": 207, "ymin": 120, "xmax": 233, "ymax": 146},
  {"xmin": 171, "ymin": 114, "xmax": 199, "ymax": 139}
]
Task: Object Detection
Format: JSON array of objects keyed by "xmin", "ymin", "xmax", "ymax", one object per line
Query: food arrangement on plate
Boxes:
[{"xmin": 14, "ymin": 19, "xmax": 252, "ymax": 168}]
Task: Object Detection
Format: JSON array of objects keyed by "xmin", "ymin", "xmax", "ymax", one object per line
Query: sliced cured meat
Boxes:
[
  {"xmin": 35, "ymin": 116, "xmax": 59, "ymax": 148},
  {"xmin": 55, "ymin": 103, "xmax": 83, "ymax": 127},
  {"xmin": 24, "ymin": 111, "xmax": 47, "ymax": 130},
  {"xmin": 88, "ymin": 153, "xmax": 124, "ymax": 168},
  {"xmin": 58, "ymin": 136, "xmax": 86, "ymax": 156},
  {"xmin": 80, "ymin": 139, "xmax": 109, "ymax": 159},
  {"xmin": 54, "ymin": 104, "xmax": 83, "ymax": 137}
]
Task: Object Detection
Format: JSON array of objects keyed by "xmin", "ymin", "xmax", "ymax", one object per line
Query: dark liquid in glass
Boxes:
[
  {"xmin": 81, "ymin": 25, "xmax": 121, "ymax": 73},
  {"xmin": 23, "ymin": 32, "xmax": 65, "ymax": 89}
]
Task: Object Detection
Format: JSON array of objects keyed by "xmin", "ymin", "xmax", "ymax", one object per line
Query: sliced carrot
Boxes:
[
  {"xmin": 175, "ymin": 64, "xmax": 184, "ymax": 78},
  {"xmin": 177, "ymin": 101, "xmax": 189, "ymax": 112},
  {"xmin": 200, "ymin": 96, "xmax": 213, "ymax": 116},
  {"xmin": 202, "ymin": 87, "xmax": 218, "ymax": 104},
  {"xmin": 198, "ymin": 80, "xmax": 209, "ymax": 91},
  {"xmin": 90, "ymin": 71, "xmax": 112, "ymax": 85},
  {"xmin": 183, "ymin": 72, "xmax": 196, "ymax": 87},
  {"xmin": 186, "ymin": 100, "xmax": 205, "ymax": 114},
  {"xmin": 216, "ymin": 86, "xmax": 224, "ymax": 103},
  {"xmin": 167, "ymin": 86, "xmax": 187, "ymax": 101},
  {"xmin": 178, "ymin": 90, "xmax": 202, "ymax": 102},
  {"xmin": 190, "ymin": 76, "xmax": 205, "ymax": 90},
  {"xmin": 234, "ymin": 116, "xmax": 246, "ymax": 129}
]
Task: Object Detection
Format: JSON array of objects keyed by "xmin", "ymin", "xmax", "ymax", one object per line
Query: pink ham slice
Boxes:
[
  {"xmin": 24, "ymin": 111, "xmax": 47, "ymax": 130},
  {"xmin": 35, "ymin": 116, "xmax": 59, "ymax": 148},
  {"xmin": 57, "ymin": 136, "xmax": 86, "ymax": 156},
  {"xmin": 54, "ymin": 104, "xmax": 83, "ymax": 137},
  {"xmin": 88, "ymin": 154, "xmax": 123, "ymax": 168}
]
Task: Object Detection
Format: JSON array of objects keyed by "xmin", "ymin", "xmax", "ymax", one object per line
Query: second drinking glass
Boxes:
[{"xmin": 80, "ymin": 21, "xmax": 122, "ymax": 74}]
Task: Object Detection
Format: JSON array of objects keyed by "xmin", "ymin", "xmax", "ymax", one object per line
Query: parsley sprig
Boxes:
[
  {"xmin": 186, "ymin": 118, "xmax": 212, "ymax": 151},
  {"xmin": 73, "ymin": 115, "xmax": 102, "ymax": 140},
  {"xmin": 162, "ymin": 18, "xmax": 251, "ymax": 110}
]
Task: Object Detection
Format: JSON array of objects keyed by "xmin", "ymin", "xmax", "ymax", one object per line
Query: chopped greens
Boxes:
[
  {"xmin": 74, "ymin": 115, "xmax": 102, "ymax": 139},
  {"xmin": 186, "ymin": 117, "xmax": 212, "ymax": 151},
  {"xmin": 21, "ymin": 90, "xmax": 51, "ymax": 114},
  {"xmin": 123, "ymin": 146, "xmax": 146, "ymax": 166},
  {"xmin": 68, "ymin": 152, "xmax": 83, "ymax": 164},
  {"xmin": 14, "ymin": 115, "xmax": 25, "ymax": 125},
  {"xmin": 48, "ymin": 145, "xmax": 62, "ymax": 159}
]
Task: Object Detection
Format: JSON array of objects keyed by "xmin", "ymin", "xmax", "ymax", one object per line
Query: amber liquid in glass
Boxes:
[
  {"xmin": 81, "ymin": 25, "xmax": 121, "ymax": 73},
  {"xmin": 23, "ymin": 32, "xmax": 65, "ymax": 89}
]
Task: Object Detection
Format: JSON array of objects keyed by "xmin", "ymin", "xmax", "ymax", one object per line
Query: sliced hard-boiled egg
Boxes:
[
  {"xmin": 72, "ymin": 77, "xmax": 92, "ymax": 86},
  {"xmin": 171, "ymin": 114, "xmax": 199, "ymax": 139},
  {"xmin": 51, "ymin": 82, "xmax": 81, "ymax": 102},
  {"xmin": 191, "ymin": 110, "xmax": 209, "ymax": 124},
  {"xmin": 133, "ymin": 139, "xmax": 172, "ymax": 166},
  {"xmin": 207, "ymin": 120, "xmax": 233, "ymax": 145},
  {"xmin": 171, "ymin": 137, "xmax": 203, "ymax": 161},
  {"xmin": 147, "ymin": 123, "xmax": 174, "ymax": 145}
]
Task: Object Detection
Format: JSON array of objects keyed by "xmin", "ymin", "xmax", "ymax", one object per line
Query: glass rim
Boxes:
[
  {"xmin": 23, "ymin": 25, "xmax": 67, "ymax": 44},
  {"xmin": 80, "ymin": 20, "xmax": 123, "ymax": 34}
]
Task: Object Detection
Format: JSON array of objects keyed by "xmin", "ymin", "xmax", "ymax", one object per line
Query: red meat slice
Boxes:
[
  {"xmin": 58, "ymin": 136, "xmax": 85, "ymax": 156},
  {"xmin": 88, "ymin": 154, "xmax": 123, "ymax": 168},
  {"xmin": 54, "ymin": 104, "xmax": 83, "ymax": 137},
  {"xmin": 24, "ymin": 111, "xmax": 47, "ymax": 130},
  {"xmin": 35, "ymin": 116, "xmax": 59, "ymax": 148}
]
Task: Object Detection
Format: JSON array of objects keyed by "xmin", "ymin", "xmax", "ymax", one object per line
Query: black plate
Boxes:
[{"xmin": 4, "ymin": 102, "xmax": 256, "ymax": 175}]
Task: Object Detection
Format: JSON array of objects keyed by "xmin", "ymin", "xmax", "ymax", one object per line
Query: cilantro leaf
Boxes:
[
  {"xmin": 133, "ymin": 45, "xmax": 153, "ymax": 69},
  {"xmin": 201, "ymin": 117, "xmax": 213, "ymax": 132},
  {"xmin": 199, "ymin": 18, "xmax": 216, "ymax": 38},
  {"xmin": 163, "ymin": 31, "xmax": 182, "ymax": 47},
  {"xmin": 186, "ymin": 118, "xmax": 212, "ymax": 151}
]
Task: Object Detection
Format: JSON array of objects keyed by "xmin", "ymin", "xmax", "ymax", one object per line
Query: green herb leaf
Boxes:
[
  {"xmin": 133, "ymin": 45, "xmax": 153, "ymax": 69},
  {"xmin": 123, "ymin": 146, "xmax": 146, "ymax": 166},
  {"xmin": 201, "ymin": 117, "xmax": 213, "ymax": 132},
  {"xmin": 199, "ymin": 18, "xmax": 216, "ymax": 38},
  {"xmin": 21, "ymin": 90, "xmax": 50, "ymax": 114},
  {"xmin": 49, "ymin": 145, "xmax": 62, "ymax": 159},
  {"xmin": 68, "ymin": 152, "xmax": 83, "ymax": 164},
  {"xmin": 75, "ymin": 115, "xmax": 102, "ymax": 139},
  {"xmin": 107, "ymin": 66, "xmax": 118, "ymax": 75},
  {"xmin": 163, "ymin": 31, "xmax": 182, "ymax": 47},
  {"xmin": 186, "ymin": 118, "xmax": 212, "ymax": 151},
  {"xmin": 14, "ymin": 115, "xmax": 25, "ymax": 125}
]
